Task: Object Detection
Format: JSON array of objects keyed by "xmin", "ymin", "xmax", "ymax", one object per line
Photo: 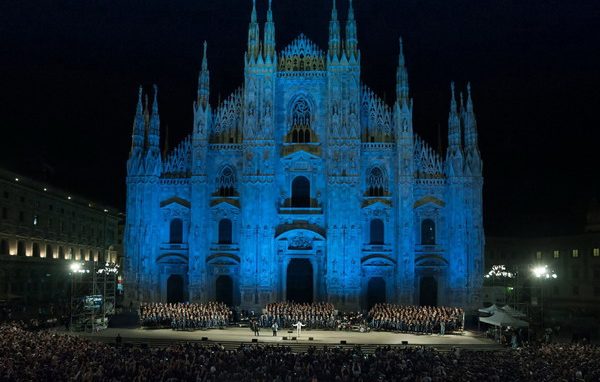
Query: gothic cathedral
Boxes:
[{"xmin": 124, "ymin": 0, "xmax": 484, "ymax": 311}]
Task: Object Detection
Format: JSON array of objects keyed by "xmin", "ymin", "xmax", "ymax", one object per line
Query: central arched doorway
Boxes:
[
  {"xmin": 167, "ymin": 274, "xmax": 184, "ymax": 303},
  {"xmin": 366, "ymin": 277, "xmax": 386, "ymax": 310},
  {"xmin": 215, "ymin": 275, "xmax": 234, "ymax": 306},
  {"xmin": 286, "ymin": 259, "xmax": 313, "ymax": 303},
  {"xmin": 419, "ymin": 276, "xmax": 438, "ymax": 306}
]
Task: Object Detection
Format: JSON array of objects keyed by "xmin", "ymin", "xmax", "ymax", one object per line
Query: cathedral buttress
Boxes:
[
  {"xmin": 394, "ymin": 38, "xmax": 416, "ymax": 304},
  {"xmin": 325, "ymin": 0, "xmax": 362, "ymax": 310},
  {"xmin": 239, "ymin": 0, "xmax": 278, "ymax": 308},
  {"xmin": 190, "ymin": 42, "xmax": 212, "ymax": 302}
]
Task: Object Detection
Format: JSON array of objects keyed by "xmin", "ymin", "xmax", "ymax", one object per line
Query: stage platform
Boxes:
[{"xmin": 74, "ymin": 327, "xmax": 502, "ymax": 353}]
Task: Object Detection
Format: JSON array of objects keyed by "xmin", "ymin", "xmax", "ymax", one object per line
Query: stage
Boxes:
[{"xmin": 74, "ymin": 326, "xmax": 501, "ymax": 352}]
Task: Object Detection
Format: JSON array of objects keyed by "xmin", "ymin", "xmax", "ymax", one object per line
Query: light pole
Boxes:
[
  {"xmin": 69, "ymin": 262, "xmax": 88, "ymax": 332},
  {"xmin": 531, "ymin": 265, "xmax": 557, "ymax": 328}
]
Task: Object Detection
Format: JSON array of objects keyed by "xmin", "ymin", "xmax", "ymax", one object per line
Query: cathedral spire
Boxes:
[
  {"xmin": 328, "ymin": 0, "xmax": 341, "ymax": 60},
  {"xmin": 148, "ymin": 84, "xmax": 160, "ymax": 153},
  {"xmin": 247, "ymin": 0, "xmax": 261, "ymax": 62},
  {"xmin": 345, "ymin": 0, "xmax": 358, "ymax": 59},
  {"xmin": 463, "ymin": 82, "xmax": 478, "ymax": 149},
  {"xmin": 263, "ymin": 0, "xmax": 276, "ymax": 61},
  {"xmin": 396, "ymin": 37, "xmax": 410, "ymax": 107},
  {"xmin": 447, "ymin": 82, "xmax": 461, "ymax": 150},
  {"xmin": 130, "ymin": 86, "xmax": 145, "ymax": 156},
  {"xmin": 197, "ymin": 41, "xmax": 210, "ymax": 110}
]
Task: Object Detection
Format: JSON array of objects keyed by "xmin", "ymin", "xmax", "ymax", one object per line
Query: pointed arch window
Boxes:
[
  {"xmin": 217, "ymin": 166, "xmax": 236, "ymax": 197},
  {"xmin": 288, "ymin": 97, "xmax": 313, "ymax": 143},
  {"xmin": 421, "ymin": 219, "xmax": 436, "ymax": 245},
  {"xmin": 367, "ymin": 167, "xmax": 386, "ymax": 196},
  {"xmin": 169, "ymin": 218, "xmax": 183, "ymax": 244},
  {"xmin": 370, "ymin": 219, "xmax": 384, "ymax": 245},
  {"xmin": 218, "ymin": 219, "xmax": 232, "ymax": 244}
]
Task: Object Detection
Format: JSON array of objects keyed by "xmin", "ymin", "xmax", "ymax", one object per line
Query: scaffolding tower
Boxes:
[{"xmin": 69, "ymin": 262, "xmax": 119, "ymax": 332}]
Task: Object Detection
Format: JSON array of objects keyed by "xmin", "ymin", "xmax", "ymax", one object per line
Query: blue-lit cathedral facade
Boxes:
[{"xmin": 124, "ymin": 0, "xmax": 484, "ymax": 311}]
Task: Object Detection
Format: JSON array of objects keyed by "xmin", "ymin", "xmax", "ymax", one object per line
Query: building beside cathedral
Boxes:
[{"xmin": 124, "ymin": 0, "xmax": 484, "ymax": 310}]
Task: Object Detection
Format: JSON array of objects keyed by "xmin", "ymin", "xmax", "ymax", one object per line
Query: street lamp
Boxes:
[
  {"xmin": 531, "ymin": 265, "xmax": 558, "ymax": 328},
  {"xmin": 69, "ymin": 262, "xmax": 89, "ymax": 331}
]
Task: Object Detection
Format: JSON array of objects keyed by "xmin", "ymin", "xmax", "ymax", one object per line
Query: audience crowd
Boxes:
[
  {"xmin": 1, "ymin": 323, "xmax": 599, "ymax": 381},
  {"xmin": 369, "ymin": 304, "xmax": 464, "ymax": 334},
  {"xmin": 260, "ymin": 301, "xmax": 336, "ymax": 329},
  {"xmin": 140, "ymin": 302, "xmax": 231, "ymax": 330}
]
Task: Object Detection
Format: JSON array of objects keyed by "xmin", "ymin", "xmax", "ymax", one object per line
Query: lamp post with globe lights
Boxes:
[
  {"xmin": 69, "ymin": 262, "xmax": 89, "ymax": 331},
  {"xmin": 531, "ymin": 265, "xmax": 558, "ymax": 328}
]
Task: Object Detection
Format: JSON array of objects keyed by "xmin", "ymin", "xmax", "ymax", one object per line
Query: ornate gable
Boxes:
[
  {"xmin": 278, "ymin": 34, "xmax": 326, "ymax": 72},
  {"xmin": 361, "ymin": 86, "xmax": 393, "ymax": 142},
  {"xmin": 162, "ymin": 136, "xmax": 191, "ymax": 178},
  {"xmin": 414, "ymin": 137, "xmax": 444, "ymax": 179},
  {"xmin": 211, "ymin": 88, "xmax": 243, "ymax": 143}
]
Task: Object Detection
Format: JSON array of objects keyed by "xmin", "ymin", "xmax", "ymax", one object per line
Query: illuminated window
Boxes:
[
  {"xmin": 572, "ymin": 249, "xmax": 579, "ymax": 258},
  {"xmin": 553, "ymin": 250, "xmax": 560, "ymax": 259},
  {"xmin": 536, "ymin": 251, "xmax": 542, "ymax": 260},
  {"xmin": 33, "ymin": 215, "xmax": 38, "ymax": 226},
  {"xmin": 593, "ymin": 248, "xmax": 599, "ymax": 257}
]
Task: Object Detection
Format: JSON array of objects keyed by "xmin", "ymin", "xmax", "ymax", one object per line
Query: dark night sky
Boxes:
[{"xmin": 1, "ymin": 0, "xmax": 599, "ymax": 236}]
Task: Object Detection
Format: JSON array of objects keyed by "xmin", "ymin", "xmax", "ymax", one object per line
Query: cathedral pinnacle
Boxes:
[
  {"xmin": 264, "ymin": 0, "xmax": 276, "ymax": 61},
  {"xmin": 448, "ymin": 82, "xmax": 461, "ymax": 150},
  {"xmin": 136, "ymin": 85, "xmax": 143, "ymax": 116},
  {"xmin": 328, "ymin": 0, "xmax": 341, "ymax": 60},
  {"xmin": 197, "ymin": 41, "xmax": 210, "ymax": 109},
  {"xmin": 463, "ymin": 82, "xmax": 478, "ymax": 149},
  {"xmin": 202, "ymin": 40, "xmax": 208, "ymax": 71},
  {"xmin": 152, "ymin": 84, "xmax": 159, "ymax": 114},
  {"xmin": 147, "ymin": 85, "xmax": 160, "ymax": 153},
  {"xmin": 345, "ymin": 0, "xmax": 358, "ymax": 59},
  {"xmin": 396, "ymin": 37, "xmax": 410, "ymax": 107},
  {"xmin": 247, "ymin": 0, "xmax": 261, "ymax": 62},
  {"xmin": 251, "ymin": 0, "xmax": 257, "ymax": 22},
  {"xmin": 130, "ymin": 85, "xmax": 145, "ymax": 156},
  {"xmin": 466, "ymin": 82, "xmax": 474, "ymax": 112}
]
